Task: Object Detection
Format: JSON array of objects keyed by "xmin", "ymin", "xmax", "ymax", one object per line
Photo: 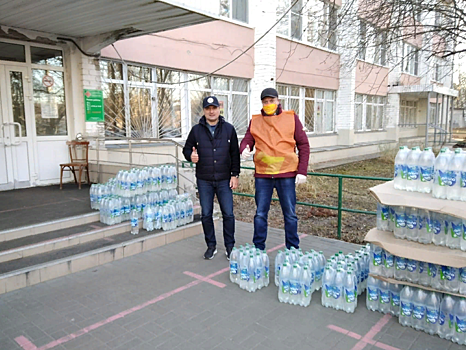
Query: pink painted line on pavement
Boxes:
[
  {"xmin": 14, "ymin": 336, "xmax": 37, "ymax": 350},
  {"xmin": 267, "ymin": 233, "xmax": 307, "ymax": 253},
  {"xmin": 183, "ymin": 271, "xmax": 226, "ymax": 288},
  {"xmin": 351, "ymin": 314, "xmax": 399, "ymax": 350},
  {"xmin": 327, "ymin": 325, "xmax": 362, "ymax": 340}
]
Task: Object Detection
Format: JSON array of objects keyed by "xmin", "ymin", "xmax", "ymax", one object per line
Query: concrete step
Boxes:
[{"xmin": 0, "ymin": 215, "xmax": 207, "ymax": 295}]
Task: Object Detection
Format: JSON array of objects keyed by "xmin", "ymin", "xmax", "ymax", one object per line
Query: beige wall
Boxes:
[
  {"xmin": 354, "ymin": 131, "xmax": 389, "ymax": 143},
  {"xmin": 101, "ymin": 21, "xmax": 255, "ymax": 78},
  {"xmin": 276, "ymin": 38, "xmax": 340, "ymax": 90}
]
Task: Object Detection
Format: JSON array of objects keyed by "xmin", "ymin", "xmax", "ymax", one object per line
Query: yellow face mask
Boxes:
[{"xmin": 263, "ymin": 103, "xmax": 277, "ymax": 115}]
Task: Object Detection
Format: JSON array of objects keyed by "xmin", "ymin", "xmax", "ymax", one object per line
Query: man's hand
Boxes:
[
  {"xmin": 191, "ymin": 147, "xmax": 199, "ymax": 163},
  {"xmin": 295, "ymin": 174, "xmax": 307, "ymax": 185},
  {"xmin": 241, "ymin": 145, "xmax": 253, "ymax": 160},
  {"xmin": 230, "ymin": 176, "xmax": 239, "ymax": 189}
]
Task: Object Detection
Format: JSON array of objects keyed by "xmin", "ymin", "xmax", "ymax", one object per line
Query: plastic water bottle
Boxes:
[
  {"xmin": 432, "ymin": 212, "xmax": 445, "ymax": 246},
  {"xmin": 461, "ymin": 268, "xmax": 466, "ymax": 295},
  {"xmin": 394, "ymin": 256, "xmax": 407, "ymax": 281},
  {"xmin": 130, "ymin": 209, "xmax": 139, "ymax": 235},
  {"xmin": 399, "ymin": 286, "xmax": 414, "ymax": 327},
  {"xmin": 417, "ymin": 209, "xmax": 432, "ymax": 244},
  {"xmin": 161, "ymin": 205, "xmax": 169, "ymax": 231},
  {"xmin": 279, "ymin": 263, "xmax": 291, "ymax": 303},
  {"xmin": 432, "ymin": 149, "xmax": 450, "ymax": 199},
  {"xmin": 390, "ymin": 284, "xmax": 402, "ymax": 316},
  {"xmin": 366, "ymin": 276, "xmax": 379, "ymax": 311},
  {"xmin": 344, "ymin": 270, "xmax": 357, "ymax": 313},
  {"xmin": 239, "ymin": 252, "xmax": 249, "ymax": 290},
  {"xmin": 417, "ymin": 261, "xmax": 429, "ymax": 286},
  {"xmin": 369, "ymin": 244, "xmax": 383, "ymax": 276},
  {"xmin": 254, "ymin": 253, "xmax": 263, "ymax": 290},
  {"xmin": 382, "ymin": 249, "xmax": 394, "ymax": 278},
  {"xmin": 379, "ymin": 281, "xmax": 391, "ymax": 314},
  {"xmin": 275, "ymin": 250, "xmax": 284, "ymax": 286},
  {"xmin": 425, "ymin": 291, "xmax": 441, "ymax": 335},
  {"xmin": 394, "ymin": 206, "xmax": 407, "ymax": 239},
  {"xmin": 262, "ymin": 250, "xmax": 270, "ymax": 287},
  {"xmin": 301, "ymin": 266, "xmax": 312, "ymax": 307},
  {"xmin": 447, "ymin": 148, "xmax": 464, "ymax": 201},
  {"xmin": 406, "ymin": 147, "xmax": 422, "ymax": 192},
  {"xmin": 333, "ymin": 268, "xmax": 345, "ymax": 310},
  {"xmin": 439, "ymin": 295, "xmax": 457, "ymax": 340},
  {"xmin": 405, "ymin": 207, "xmax": 418, "ymax": 241},
  {"xmin": 418, "ymin": 147, "xmax": 436, "ymax": 193},
  {"xmin": 447, "ymin": 215, "xmax": 462, "ymax": 249},
  {"xmin": 462, "ymin": 219, "xmax": 466, "ymax": 251},
  {"xmin": 442, "ymin": 266, "xmax": 459, "ymax": 293},
  {"xmin": 289, "ymin": 264, "xmax": 302, "ymax": 305},
  {"xmin": 461, "ymin": 160, "xmax": 466, "ymax": 201},
  {"xmin": 229, "ymin": 248, "xmax": 239, "ymax": 284},
  {"xmin": 394, "ymin": 146, "xmax": 408, "ymax": 190},
  {"xmin": 322, "ymin": 266, "xmax": 334, "ymax": 308},
  {"xmin": 453, "ymin": 298, "xmax": 466, "ymax": 344},
  {"xmin": 428, "ymin": 263, "xmax": 441, "ymax": 290},
  {"xmin": 377, "ymin": 203, "xmax": 390, "ymax": 231},
  {"xmin": 406, "ymin": 259, "xmax": 419, "ymax": 283},
  {"xmin": 247, "ymin": 254, "xmax": 256, "ymax": 292}
]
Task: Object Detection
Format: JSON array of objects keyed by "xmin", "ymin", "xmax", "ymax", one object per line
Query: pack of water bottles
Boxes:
[
  {"xmin": 366, "ymin": 276, "xmax": 402, "ymax": 316},
  {"xmin": 274, "ymin": 248, "xmax": 325, "ymax": 307},
  {"xmin": 229, "ymin": 244, "xmax": 270, "ymax": 292},
  {"xmin": 394, "ymin": 146, "xmax": 466, "ymax": 201},
  {"xmin": 321, "ymin": 246, "xmax": 371, "ymax": 313},
  {"xmin": 88, "ymin": 166, "xmax": 194, "ymax": 234},
  {"xmin": 399, "ymin": 286, "xmax": 466, "ymax": 345},
  {"xmin": 369, "ymin": 244, "xmax": 466, "ymax": 295},
  {"xmin": 377, "ymin": 203, "xmax": 466, "ymax": 250}
]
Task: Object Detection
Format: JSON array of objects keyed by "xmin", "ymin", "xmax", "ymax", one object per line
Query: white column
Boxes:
[{"xmin": 249, "ymin": 0, "xmax": 278, "ymax": 114}]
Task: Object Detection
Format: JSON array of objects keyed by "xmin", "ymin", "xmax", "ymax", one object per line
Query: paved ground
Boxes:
[
  {"xmin": 0, "ymin": 184, "xmax": 92, "ymax": 231},
  {"xmin": 0, "ymin": 221, "xmax": 460, "ymax": 350}
]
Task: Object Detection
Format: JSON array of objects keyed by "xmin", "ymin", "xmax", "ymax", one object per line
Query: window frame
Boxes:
[
  {"xmin": 354, "ymin": 93, "xmax": 386, "ymax": 132},
  {"xmin": 219, "ymin": 0, "xmax": 249, "ymax": 24},
  {"xmin": 402, "ymin": 42, "xmax": 420, "ymax": 76}
]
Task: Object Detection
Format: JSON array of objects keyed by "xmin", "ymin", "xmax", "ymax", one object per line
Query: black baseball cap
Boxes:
[
  {"xmin": 260, "ymin": 88, "xmax": 279, "ymax": 100},
  {"xmin": 203, "ymin": 96, "xmax": 220, "ymax": 108}
]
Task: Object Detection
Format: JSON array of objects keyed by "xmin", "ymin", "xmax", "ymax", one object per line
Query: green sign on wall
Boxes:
[{"xmin": 84, "ymin": 89, "xmax": 104, "ymax": 122}]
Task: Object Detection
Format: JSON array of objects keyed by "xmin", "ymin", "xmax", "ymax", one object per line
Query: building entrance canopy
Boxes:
[{"xmin": 0, "ymin": 0, "xmax": 217, "ymax": 54}]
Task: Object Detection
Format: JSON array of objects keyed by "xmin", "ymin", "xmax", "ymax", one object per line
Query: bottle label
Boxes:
[
  {"xmin": 407, "ymin": 165, "xmax": 420, "ymax": 181},
  {"xmin": 450, "ymin": 314, "xmax": 454, "ymax": 329},
  {"xmin": 395, "ymin": 257, "xmax": 407, "ymax": 270},
  {"xmin": 407, "ymin": 260, "xmax": 417, "ymax": 273},
  {"xmin": 324, "ymin": 284, "xmax": 333, "ymax": 298},
  {"xmin": 241, "ymin": 268, "xmax": 249, "ymax": 281},
  {"xmin": 303, "ymin": 284, "xmax": 310, "ymax": 298},
  {"xmin": 383, "ymin": 252, "xmax": 394, "ymax": 268},
  {"xmin": 449, "ymin": 171, "xmax": 458, "ymax": 187},
  {"xmin": 461, "ymin": 172, "xmax": 466, "ymax": 188},
  {"xmin": 400, "ymin": 301, "xmax": 413, "ymax": 317},
  {"xmin": 401, "ymin": 165, "xmax": 408, "ymax": 179},
  {"xmin": 428, "ymin": 263, "xmax": 437, "ymax": 278},
  {"xmin": 406, "ymin": 215, "xmax": 417, "ymax": 230},
  {"xmin": 281, "ymin": 280, "xmax": 289, "ymax": 293},
  {"xmin": 412, "ymin": 305, "xmax": 425, "ymax": 320},
  {"xmin": 420, "ymin": 166, "xmax": 434, "ymax": 182},
  {"xmin": 426, "ymin": 308, "xmax": 439, "ymax": 324},
  {"xmin": 437, "ymin": 170, "xmax": 449, "ymax": 186},
  {"xmin": 254, "ymin": 268, "xmax": 261, "ymax": 283},
  {"xmin": 418, "ymin": 216, "xmax": 424, "ymax": 230},
  {"xmin": 444, "ymin": 220, "xmax": 449, "ymax": 235},
  {"xmin": 333, "ymin": 286, "xmax": 342, "ymax": 300},
  {"xmin": 432, "ymin": 220, "xmax": 441, "ymax": 235},
  {"xmin": 456, "ymin": 317, "xmax": 466, "ymax": 333},
  {"xmin": 418, "ymin": 261, "xmax": 425, "ymax": 274},
  {"xmin": 131, "ymin": 218, "xmax": 138, "ymax": 227},
  {"xmin": 395, "ymin": 213, "xmax": 406, "ymax": 228},
  {"xmin": 372, "ymin": 251, "xmax": 382, "ymax": 266},
  {"xmin": 264, "ymin": 266, "xmax": 269, "ymax": 278},
  {"xmin": 391, "ymin": 293, "xmax": 400, "ymax": 307},
  {"xmin": 230, "ymin": 262, "xmax": 238, "ymax": 275},
  {"xmin": 380, "ymin": 290, "xmax": 390, "ymax": 304},
  {"xmin": 137, "ymin": 180, "xmax": 143, "ymax": 189},
  {"xmin": 345, "ymin": 288, "xmax": 355, "ymax": 303},
  {"xmin": 439, "ymin": 311, "xmax": 446, "ymax": 326},
  {"xmin": 289, "ymin": 282, "xmax": 300, "ymax": 295},
  {"xmin": 162, "ymin": 214, "xmax": 169, "ymax": 223},
  {"xmin": 451, "ymin": 222, "xmax": 462, "ymax": 238},
  {"xmin": 461, "ymin": 268, "xmax": 466, "ymax": 283},
  {"xmin": 381, "ymin": 206, "xmax": 389, "ymax": 221},
  {"xmin": 367, "ymin": 286, "xmax": 378, "ymax": 301},
  {"xmin": 394, "ymin": 164, "xmax": 401, "ymax": 178},
  {"xmin": 180, "ymin": 210, "xmax": 185, "ymax": 219},
  {"xmin": 425, "ymin": 217, "xmax": 432, "ymax": 233}
]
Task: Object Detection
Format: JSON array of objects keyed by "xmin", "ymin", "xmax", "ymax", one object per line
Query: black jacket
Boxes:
[{"xmin": 183, "ymin": 116, "xmax": 240, "ymax": 181}]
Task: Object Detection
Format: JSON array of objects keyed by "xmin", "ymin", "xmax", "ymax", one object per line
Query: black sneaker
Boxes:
[
  {"xmin": 204, "ymin": 246, "xmax": 217, "ymax": 260},
  {"xmin": 225, "ymin": 246, "xmax": 233, "ymax": 260}
]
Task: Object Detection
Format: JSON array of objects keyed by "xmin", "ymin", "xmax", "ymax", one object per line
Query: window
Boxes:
[
  {"xmin": 358, "ymin": 22, "xmax": 387, "ymax": 65},
  {"xmin": 277, "ymin": 0, "xmax": 303, "ymax": 39},
  {"xmin": 399, "ymin": 100, "xmax": 418, "ymax": 127},
  {"xmin": 31, "ymin": 47, "xmax": 63, "ymax": 67},
  {"xmin": 358, "ymin": 21, "xmax": 367, "ymax": 60},
  {"xmin": 100, "ymin": 60, "xmax": 250, "ymax": 139},
  {"xmin": 354, "ymin": 94, "xmax": 386, "ymax": 131},
  {"xmin": 277, "ymin": 83, "xmax": 335, "ymax": 133},
  {"xmin": 0, "ymin": 42, "xmax": 26, "ymax": 62},
  {"xmin": 306, "ymin": 1, "xmax": 337, "ymax": 50},
  {"xmin": 374, "ymin": 31, "xmax": 387, "ymax": 66},
  {"xmin": 402, "ymin": 42, "xmax": 419, "ymax": 75},
  {"xmin": 220, "ymin": 0, "xmax": 249, "ymax": 23}
]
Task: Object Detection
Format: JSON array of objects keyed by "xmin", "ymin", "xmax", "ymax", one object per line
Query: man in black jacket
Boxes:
[{"xmin": 183, "ymin": 96, "xmax": 240, "ymax": 260}]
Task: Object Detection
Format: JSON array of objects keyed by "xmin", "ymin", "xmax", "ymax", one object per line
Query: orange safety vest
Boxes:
[{"xmin": 250, "ymin": 110, "xmax": 299, "ymax": 175}]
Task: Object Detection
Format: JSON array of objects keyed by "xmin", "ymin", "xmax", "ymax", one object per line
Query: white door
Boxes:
[{"xmin": 0, "ymin": 65, "xmax": 34, "ymax": 190}]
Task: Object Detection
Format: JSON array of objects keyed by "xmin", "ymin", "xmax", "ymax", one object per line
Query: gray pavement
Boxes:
[{"xmin": 0, "ymin": 221, "xmax": 461, "ymax": 350}]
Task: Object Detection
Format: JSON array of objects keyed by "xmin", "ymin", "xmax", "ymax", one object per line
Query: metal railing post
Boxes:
[
  {"xmin": 337, "ymin": 176, "xmax": 343, "ymax": 239},
  {"xmin": 175, "ymin": 142, "xmax": 180, "ymax": 190}
]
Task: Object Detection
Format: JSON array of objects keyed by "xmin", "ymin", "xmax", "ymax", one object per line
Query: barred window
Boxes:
[{"xmin": 354, "ymin": 94, "xmax": 386, "ymax": 131}]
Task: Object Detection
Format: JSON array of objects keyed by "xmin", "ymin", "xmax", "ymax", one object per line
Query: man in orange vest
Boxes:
[{"xmin": 240, "ymin": 88, "xmax": 310, "ymax": 250}]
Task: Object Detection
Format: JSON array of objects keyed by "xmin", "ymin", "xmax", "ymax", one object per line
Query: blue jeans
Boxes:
[
  {"xmin": 197, "ymin": 179, "xmax": 235, "ymax": 248},
  {"xmin": 253, "ymin": 177, "xmax": 299, "ymax": 250}
]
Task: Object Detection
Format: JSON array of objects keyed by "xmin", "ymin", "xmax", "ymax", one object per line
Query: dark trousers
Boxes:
[
  {"xmin": 253, "ymin": 177, "xmax": 299, "ymax": 250},
  {"xmin": 197, "ymin": 179, "xmax": 235, "ymax": 248}
]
